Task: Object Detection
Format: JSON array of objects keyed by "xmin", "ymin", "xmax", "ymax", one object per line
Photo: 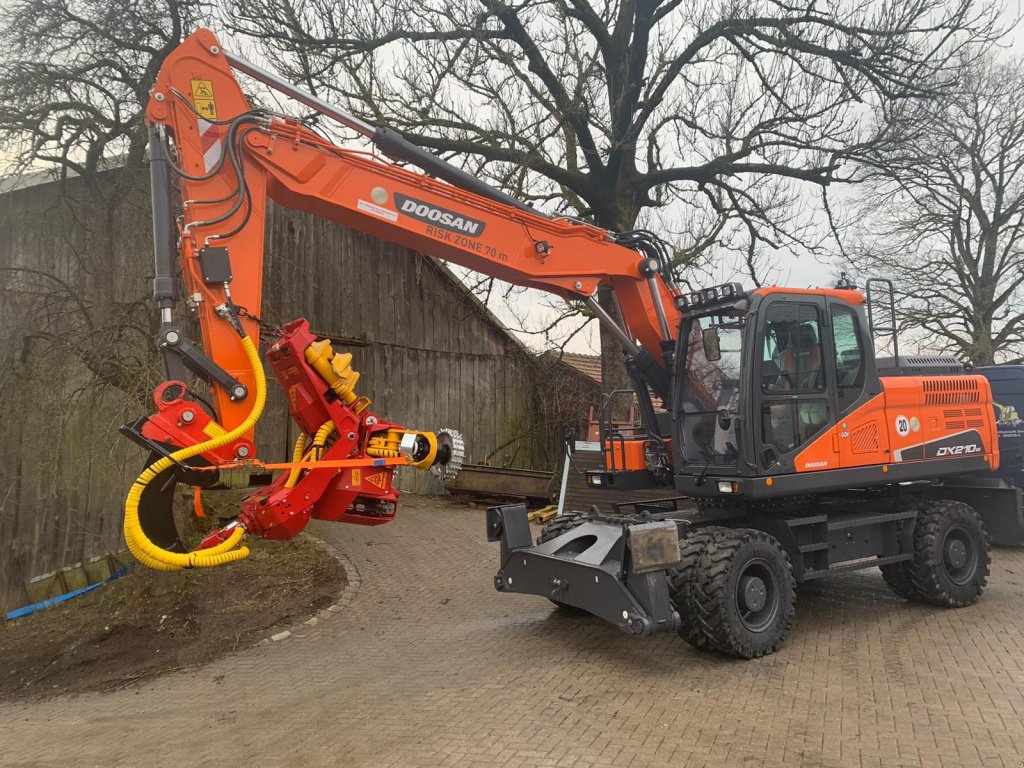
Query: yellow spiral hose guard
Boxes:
[
  {"xmin": 123, "ymin": 334, "xmax": 267, "ymax": 570},
  {"xmin": 284, "ymin": 431, "xmax": 308, "ymax": 488}
]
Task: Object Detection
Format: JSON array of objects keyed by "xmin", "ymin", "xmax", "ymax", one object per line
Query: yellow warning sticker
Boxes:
[
  {"xmin": 191, "ymin": 79, "xmax": 214, "ymax": 98},
  {"xmin": 351, "ymin": 469, "xmax": 361, "ymax": 487},
  {"xmin": 202, "ymin": 421, "xmax": 226, "ymax": 438},
  {"xmin": 190, "ymin": 79, "xmax": 218, "ymax": 119},
  {"xmin": 365, "ymin": 471, "xmax": 389, "ymax": 490}
]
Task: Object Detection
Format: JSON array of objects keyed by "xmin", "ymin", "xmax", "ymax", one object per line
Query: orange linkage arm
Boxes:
[{"xmin": 146, "ymin": 29, "xmax": 680, "ymax": 432}]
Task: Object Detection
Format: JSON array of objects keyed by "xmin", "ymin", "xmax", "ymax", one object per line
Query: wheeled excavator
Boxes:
[{"xmin": 127, "ymin": 29, "xmax": 1022, "ymax": 657}]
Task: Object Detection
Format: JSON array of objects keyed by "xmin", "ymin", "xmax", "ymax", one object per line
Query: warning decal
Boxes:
[
  {"xmin": 365, "ymin": 471, "xmax": 389, "ymax": 490},
  {"xmin": 197, "ymin": 118, "xmax": 222, "ymax": 172},
  {"xmin": 351, "ymin": 469, "xmax": 361, "ymax": 487},
  {"xmin": 190, "ymin": 79, "xmax": 218, "ymax": 120}
]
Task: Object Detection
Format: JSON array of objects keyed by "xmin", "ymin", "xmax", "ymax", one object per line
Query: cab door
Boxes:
[
  {"xmin": 755, "ymin": 297, "xmax": 839, "ymax": 473},
  {"xmin": 829, "ymin": 299, "xmax": 888, "ymax": 468}
]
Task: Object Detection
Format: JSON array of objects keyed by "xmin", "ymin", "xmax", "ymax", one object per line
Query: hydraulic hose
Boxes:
[
  {"xmin": 310, "ymin": 420, "xmax": 335, "ymax": 459},
  {"xmin": 124, "ymin": 334, "xmax": 267, "ymax": 570},
  {"xmin": 284, "ymin": 432, "xmax": 309, "ymax": 488}
]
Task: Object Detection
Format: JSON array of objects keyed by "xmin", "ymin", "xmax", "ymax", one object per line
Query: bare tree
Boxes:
[
  {"xmin": 0, "ymin": 0, "xmax": 213, "ymax": 393},
  {"xmin": 842, "ymin": 53, "xmax": 1024, "ymax": 366},
  {"xmin": 0, "ymin": 0, "xmax": 209, "ymax": 179},
  {"xmin": 231, "ymin": 0, "xmax": 1000, "ymax": 394}
]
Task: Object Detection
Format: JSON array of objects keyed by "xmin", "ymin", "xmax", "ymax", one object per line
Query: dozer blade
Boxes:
[{"xmin": 487, "ymin": 504, "xmax": 682, "ymax": 636}]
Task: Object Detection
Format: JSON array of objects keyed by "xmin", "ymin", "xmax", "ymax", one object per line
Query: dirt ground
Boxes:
[{"xmin": 0, "ymin": 536, "xmax": 345, "ymax": 700}]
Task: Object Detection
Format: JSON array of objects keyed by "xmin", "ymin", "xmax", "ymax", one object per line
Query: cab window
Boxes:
[
  {"xmin": 832, "ymin": 306, "xmax": 864, "ymax": 387},
  {"xmin": 759, "ymin": 302, "xmax": 829, "ymax": 459},
  {"xmin": 761, "ymin": 303, "xmax": 824, "ymax": 393}
]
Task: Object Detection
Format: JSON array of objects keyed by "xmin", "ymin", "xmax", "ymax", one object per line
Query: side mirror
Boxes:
[{"xmin": 702, "ymin": 327, "xmax": 721, "ymax": 361}]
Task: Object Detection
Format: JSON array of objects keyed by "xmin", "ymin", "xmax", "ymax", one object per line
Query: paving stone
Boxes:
[{"xmin": 2, "ymin": 497, "xmax": 1023, "ymax": 767}]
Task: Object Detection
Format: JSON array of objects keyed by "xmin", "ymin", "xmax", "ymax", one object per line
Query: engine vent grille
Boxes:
[
  {"xmin": 923, "ymin": 377, "xmax": 981, "ymax": 406},
  {"xmin": 851, "ymin": 423, "xmax": 880, "ymax": 454},
  {"xmin": 905, "ymin": 355, "xmax": 961, "ymax": 365}
]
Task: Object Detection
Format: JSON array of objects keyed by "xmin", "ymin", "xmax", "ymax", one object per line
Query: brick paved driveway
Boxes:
[{"xmin": 4, "ymin": 497, "xmax": 1024, "ymax": 768}]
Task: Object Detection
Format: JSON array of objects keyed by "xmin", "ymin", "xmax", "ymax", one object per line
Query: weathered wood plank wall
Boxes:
[{"xmin": 0, "ymin": 170, "xmax": 575, "ymax": 612}]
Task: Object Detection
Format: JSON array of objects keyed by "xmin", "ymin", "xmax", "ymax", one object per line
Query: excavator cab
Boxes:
[
  {"xmin": 588, "ymin": 283, "xmax": 885, "ymax": 497},
  {"xmin": 671, "ymin": 284, "xmax": 883, "ymax": 497},
  {"xmin": 668, "ymin": 281, "xmax": 1003, "ymax": 502}
]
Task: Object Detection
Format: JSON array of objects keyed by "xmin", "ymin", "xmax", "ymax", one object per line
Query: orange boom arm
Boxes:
[{"xmin": 145, "ymin": 28, "xmax": 679, "ymax": 434}]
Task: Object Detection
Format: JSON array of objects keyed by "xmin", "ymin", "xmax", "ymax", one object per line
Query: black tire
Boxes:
[
  {"xmin": 537, "ymin": 511, "xmax": 590, "ymax": 614},
  {"xmin": 667, "ymin": 526, "xmax": 731, "ymax": 649},
  {"xmin": 908, "ymin": 500, "xmax": 990, "ymax": 608},
  {"xmin": 693, "ymin": 528, "xmax": 796, "ymax": 659},
  {"xmin": 879, "ymin": 561, "xmax": 918, "ymax": 599},
  {"xmin": 537, "ymin": 510, "xmax": 589, "ymax": 545}
]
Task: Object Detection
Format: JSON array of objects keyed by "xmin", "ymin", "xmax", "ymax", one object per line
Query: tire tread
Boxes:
[
  {"xmin": 908, "ymin": 500, "xmax": 990, "ymax": 608},
  {"xmin": 693, "ymin": 528, "xmax": 796, "ymax": 659},
  {"xmin": 667, "ymin": 526, "xmax": 730, "ymax": 649}
]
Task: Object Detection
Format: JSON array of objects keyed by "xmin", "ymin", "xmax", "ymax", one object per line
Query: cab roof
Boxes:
[{"xmin": 752, "ymin": 286, "xmax": 865, "ymax": 304}]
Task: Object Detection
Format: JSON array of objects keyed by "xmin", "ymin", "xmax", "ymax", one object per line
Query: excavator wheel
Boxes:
[
  {"xmin": 693, "ymin": 528, "xmax": 796, "ymax": 659},
  {"xmin": 537, "ymin": 511, "xmax": 591, "ymax": 614},
  {"xmin": 879, "ymin": 561, "xmax": 918, "ymax": 599},
  {"xmin": 908, "ymin": 500, "xmax": 990, "ymax": 608},
  {"xmin": 667, "ymin": 526, "xmax": 732, "ymax": 649}
]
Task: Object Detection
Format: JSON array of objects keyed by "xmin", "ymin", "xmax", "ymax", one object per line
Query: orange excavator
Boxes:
[{"xmin": 127, "ymin": 29, "xmax": 1020, "ymax": 657}]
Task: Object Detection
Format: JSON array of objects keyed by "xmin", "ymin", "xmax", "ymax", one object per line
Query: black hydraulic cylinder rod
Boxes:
[
  {"xmin": 149, "ymin": 125, "xmax": 188, "ymax": 383},
  {"xmin": 372, "ymin": 127, "xmax": 538, "ymax": 215},
  {"xmin": 224, "ymin": 50, "xmax": 541, "ymax": 217},
  {"xmin": 149, "ymin": 126, "xmax": 178, "ymax": 310},
  {"xmin": 581, "ymin": 294, "xmax": 670, "ymax": 402}
]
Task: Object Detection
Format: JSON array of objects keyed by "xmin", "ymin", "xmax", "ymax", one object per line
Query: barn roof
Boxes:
[{"xmin": 556, "ymin": 353, "xmax": 602, "ymax": 384}]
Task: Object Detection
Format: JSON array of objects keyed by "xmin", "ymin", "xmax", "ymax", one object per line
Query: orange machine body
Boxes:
[
  {"xmin": 795, "ymin": 376, "xmax": 1000, "ymax": 474},
  {"xmin": 670, "ymin": 285, "xmax": 1002, "ymax": 500}
]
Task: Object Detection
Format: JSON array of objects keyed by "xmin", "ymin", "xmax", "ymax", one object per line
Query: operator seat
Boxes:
[
  {"xmin": 764, "ymin": 324, "xmax": 828, "ymax": 454},
  {"xmin": 781, "ymin": 324, "xmax": 822, "ymax": 390}
]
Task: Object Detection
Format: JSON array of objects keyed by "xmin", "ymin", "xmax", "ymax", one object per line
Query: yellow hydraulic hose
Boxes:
[
  {"xmin": 367, "ymin": 430, "xmax": 403, "ymax": 458},
  {"xmin": 284, "ymin": 432, "xmax": 308, "ymax": 488},
  {"xmin": 123, "ymin": 334, "xmax": 267, "ymax": 571},
  {"xmin": 310, "ymin": 420, "xmax": 335, "ymax": 459},
  {"xmin": 282, "ymin": 421, "xmax": 336, "ymax": 491}
]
